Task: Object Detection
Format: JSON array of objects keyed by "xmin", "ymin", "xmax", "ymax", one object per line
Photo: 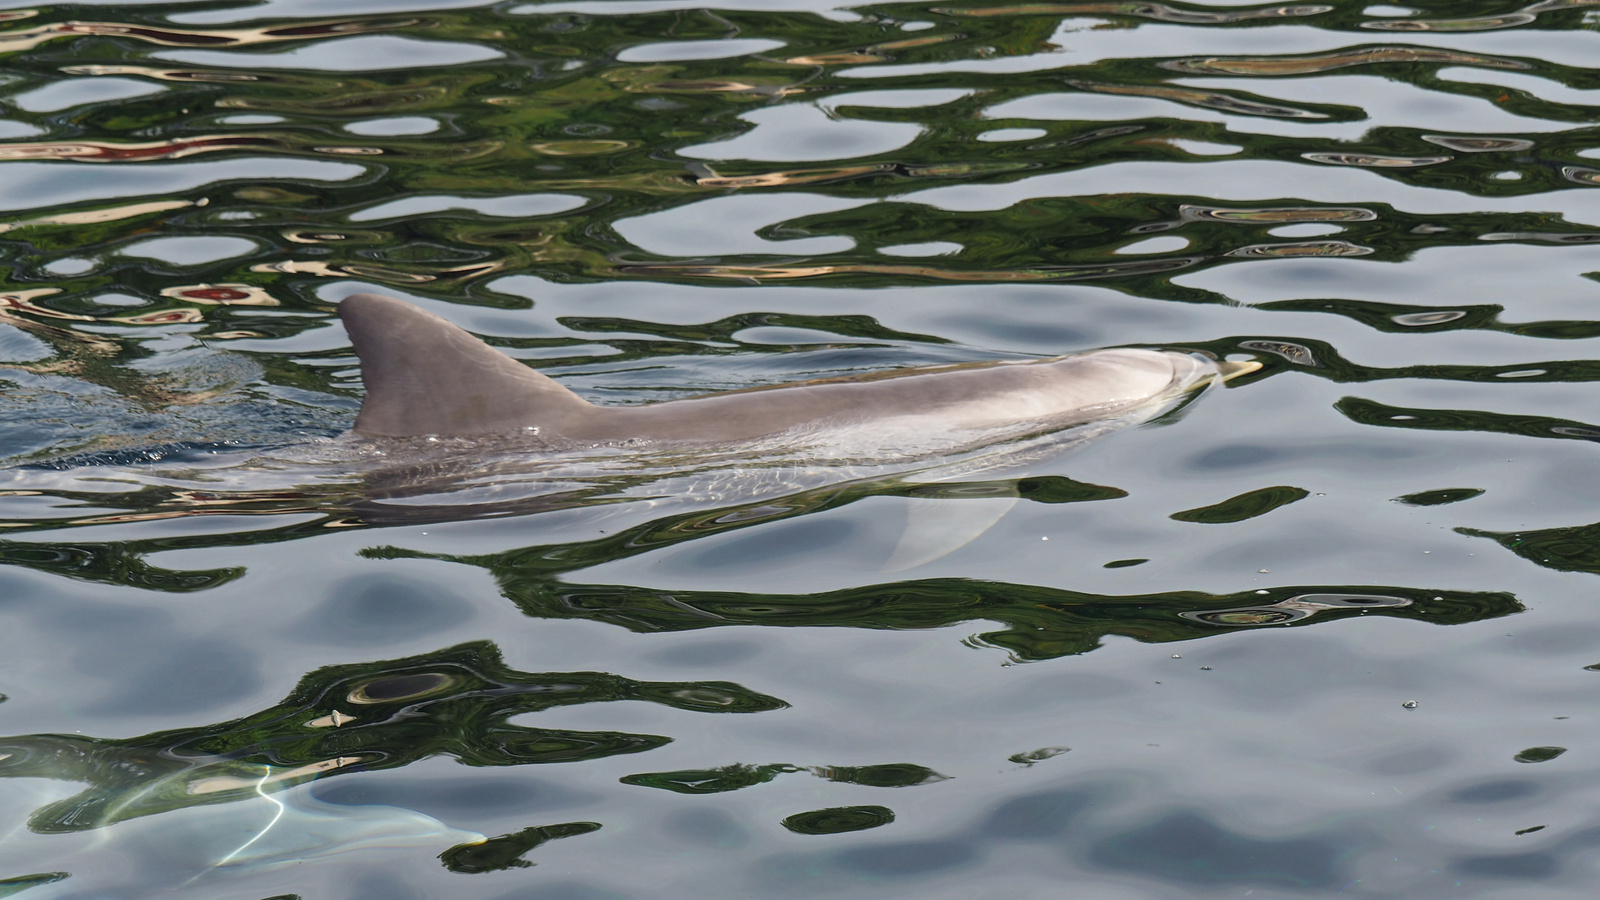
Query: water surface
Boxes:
[{"xmin": 0, "ymin": 1, "xmax": 1599, "ymax": 897}]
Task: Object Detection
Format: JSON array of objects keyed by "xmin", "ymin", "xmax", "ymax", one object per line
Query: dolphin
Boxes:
[
  {"xmin": 0, "ymin": 295, "xmax": 1255, "ymax": 563},
  {"xmin": 336, "ymin": 294, "xmax": 1256, "ymax": 564},
  {"xmin": 338, "ymin": 292, "xmax": 1254, "ymax": 449}
]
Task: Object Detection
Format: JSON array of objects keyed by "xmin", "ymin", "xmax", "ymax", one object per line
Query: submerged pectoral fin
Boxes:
[
  {"xmin": 884, "ymin": 485, "xmax": 1020, "ymax": 572},
  {"xmin": 339, "ymin": 293, "xmax": 592, "ymax": 437}
]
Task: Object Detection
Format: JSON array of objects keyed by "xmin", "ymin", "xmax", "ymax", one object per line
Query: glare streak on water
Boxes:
[
  {"xmin": 614, "ymin": 193, "xmax": 868, "ymax": 256},
  {"xmin": 0, "ymin": 160, "xmax": 366, "ymax": 212},
  {"xmin": 349, "ymin": 193, "xmax": 589, "ymax": 221},
  {"xmin": 679, "ymin": 104, "xmax": 926, "ymax": 162},
  {"xmin": 154, "ymin": 35, "xmax": 507, "ymax": 70},
  {"xmin": 11, "ymin": 77, "xmax": 163, "ymax": 113},
  {"xmin": 615, "ymin": 38, "xmax": 787, "ymax": 63}
]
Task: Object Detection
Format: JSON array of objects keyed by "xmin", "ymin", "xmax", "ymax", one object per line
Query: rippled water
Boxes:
[{"xmin": 2, "ymin": 1, "xmax": 1600, "ymax": 897}]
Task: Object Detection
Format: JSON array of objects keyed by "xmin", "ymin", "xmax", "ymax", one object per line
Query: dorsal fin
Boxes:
[{"xmin": 339, "ymin": 293, "xmax": 592, "ymax": 437}]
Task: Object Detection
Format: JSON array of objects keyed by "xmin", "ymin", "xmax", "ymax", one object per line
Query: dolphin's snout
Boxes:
[{"xmin": 1216, "ymin": 359, "xmax": 1263, "ymax": 382}]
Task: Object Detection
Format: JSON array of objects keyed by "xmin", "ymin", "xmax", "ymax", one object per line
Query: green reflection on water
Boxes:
[
  {"xmin": 1464, "ymin": 521, "xmax": 1600, "ymax": 576},
  {"xmin": 1170, "ymin": 485, "xmax": 1309, "ymax": 524},
  {"xmin": 621, "ymin": 762, "xmax": 944, "ymax": 795},
  {"xmin": 0, "ymin": 872, "xmax": 68, "ymax": 898},
  {"xmin": 439, "ymin": 821, "xmax": 601, "ymax": 874},
  {"xmin": 0, "ymin": 641, "xmax": 783, "ymax": 833},
  {"xmin": 0, "ymin": 461, "xmax": 1523, "ymax": 663},
  {"xmin": 781, "ymin": 805, "xmax": 894, "ymax": 835}
]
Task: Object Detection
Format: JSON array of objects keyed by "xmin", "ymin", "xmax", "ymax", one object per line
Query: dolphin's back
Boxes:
[
  {"xmin": 590, "ymin": 350, "xmax": 1206, "ymax": 443},
  {"xmin": 340, "ymin": 293, "xmax": 1221, "ymax": 444}
]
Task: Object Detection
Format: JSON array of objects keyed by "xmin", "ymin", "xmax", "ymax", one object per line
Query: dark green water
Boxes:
[{"xmin": 1, "ymin": 1, "xmax": 1600, "ymax": 897}]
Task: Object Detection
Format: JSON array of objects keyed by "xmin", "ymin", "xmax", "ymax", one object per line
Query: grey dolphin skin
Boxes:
[{"xmin": 339, "ymin": 292, "xmax": 1254, "ymax": 444}]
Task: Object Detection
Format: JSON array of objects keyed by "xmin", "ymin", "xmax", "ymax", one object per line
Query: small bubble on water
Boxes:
[
  {"xmin": 1171, "ymin": 654, "xmax": 1181, "ymax": 659},
  {"xmin": 1402, "ymin": 700, "xmax": 1418, "ymax": 709},
  {"xmin": 1258, "ymin": 569, "xmax": 1269, "ymax": 573}
]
